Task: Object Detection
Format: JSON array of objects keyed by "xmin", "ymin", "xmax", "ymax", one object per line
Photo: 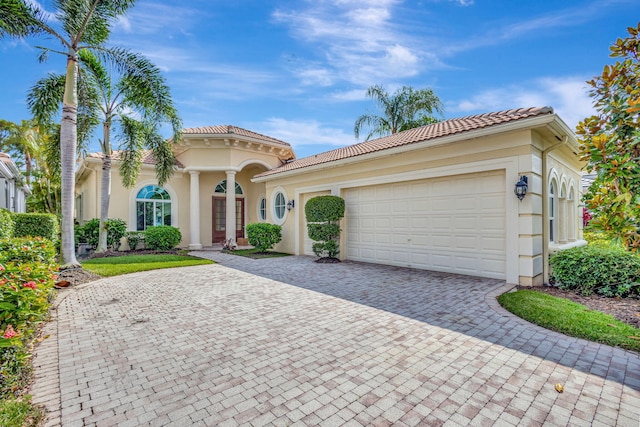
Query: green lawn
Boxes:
[
  {"xmin": 82, "ymin": 254, "xmax": 213, "ymax": 276},
  {"xmin": 0, "ymin": 398, "xmax": 42, "ymax": 427},
  {"xmin": 498, "ymin": 290, "xmax": 640, "ymax": 352}
]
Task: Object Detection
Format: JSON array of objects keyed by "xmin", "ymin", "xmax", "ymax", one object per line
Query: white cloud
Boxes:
[
  {"xmin": 112, "ymin": 2, "xmax": 198, "ymax": 36},
  {"xmin": 328, "ymin": 89, "xmax": 368, "ymax": 101},
  {"xmin": 253, "ymin": 118, "xmax": 353, "ymax": 149},
  {"xmin": 441, "ymin": 3, "xmax": 610, "ymax": 56},
  {"xmin": 297, "ymin": 67, "xmax": 335, "ymax": 87},
  {"xmin": 449, "ymin": 76, "xmax": 595, "ymax": 128},
  {"xmin": 272, "ymin": 1, "xmax": 422, "ymax": 86}
]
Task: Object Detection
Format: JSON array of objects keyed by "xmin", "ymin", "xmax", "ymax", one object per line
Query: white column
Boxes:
[
  {"xmin": 559, "ymin": 198, "xmax": 568, "ymax": 243},
  {"xmin": 568, "ymin": 199, "xmax": 576, "ymax": 242},
  {"xmin": 225, "ymin": 171, "xmax": 236, "ymax": 243},
  {"xmin": 189, "ymin": 171, "xmax": 202, "ymax": 249}
]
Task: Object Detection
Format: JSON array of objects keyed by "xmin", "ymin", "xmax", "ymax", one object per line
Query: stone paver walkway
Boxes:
[{"xmin": 30, "ymin": 252, "xmax": 640, "ymax": 426}]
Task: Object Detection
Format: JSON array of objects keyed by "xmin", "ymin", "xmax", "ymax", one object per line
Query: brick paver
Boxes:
[{"xmin": 30, "ymin": 252, "xmax": 640, "ymax": 426}]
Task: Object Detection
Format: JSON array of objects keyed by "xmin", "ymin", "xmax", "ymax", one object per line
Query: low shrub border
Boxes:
[
  {"xmin": 550, "ymin": 245, "xmax": 640, "ymax": 297},
  {"xmin": 0, "ymin": 237, "xmax": 57, "ymax": 426}
]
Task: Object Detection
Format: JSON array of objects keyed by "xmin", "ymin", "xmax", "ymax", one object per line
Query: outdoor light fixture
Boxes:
[
  {"xmin": 286, "ymin": 200, "xmax": 295, "ymax": 211},
  {"xmin": 515, "ymin": 176, "xmax": 528, "ymax": 201}
]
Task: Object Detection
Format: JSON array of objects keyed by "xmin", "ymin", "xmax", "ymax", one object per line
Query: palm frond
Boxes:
[
  {"xmin": 0, "ymin": 0, "xmax": 47, "ymax": 38},
  {"xmin": 355, "ymin": 84, "xmax": 444, "ymax": 140},
  {"xmin": 55, "ymin": 0, "xmax": 136, "ymax": 47},
  {"xmin": 28, "ymin": 73, "xmax": 66, "ymax": 123}
]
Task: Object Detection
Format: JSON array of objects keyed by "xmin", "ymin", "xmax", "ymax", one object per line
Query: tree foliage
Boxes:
[
  {"xmin": 354, "ymin": 85, "xmax": 443, "ymax": 141},
  {"xmin": 305, "ymin": 196, "xmax": 345, "ymax": 259},
  {"xmin": 28, "ymin": 48, "xmax": 182, "ymax": 252},
  {"xmin": 577, "ymin": 23, "xmax": 640, "ymax": 251},
  {"xmin": 246, "ymin": 223, "xmax": 282, "ymax": 253},
  {"xmin": 0, "ymin": 0, "xmax": 173, "ymax": 267}
]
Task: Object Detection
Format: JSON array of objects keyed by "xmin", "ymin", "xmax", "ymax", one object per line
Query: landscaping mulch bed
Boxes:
[
  {"xmin": 519, "ymin": 285, "xmax": 640, "ymax": 329},
  {"xmin": 56, "ymin": 267, "xmax": 103, "ymax": 286}
]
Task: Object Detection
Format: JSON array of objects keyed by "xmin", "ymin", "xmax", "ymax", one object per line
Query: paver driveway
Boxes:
[{"xmin": 31, "ymin": 252, "xmax": 640, "ymax": 426}]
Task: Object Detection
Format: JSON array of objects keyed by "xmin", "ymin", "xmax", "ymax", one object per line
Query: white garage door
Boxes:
[{"xmin": 344, "ymin": 170, "xmax": 506, "ymax": 279}]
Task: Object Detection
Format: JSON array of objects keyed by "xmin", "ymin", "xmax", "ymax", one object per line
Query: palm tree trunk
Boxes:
[
  {"xmin": 60, "ymin": 53, "xmax": 80, "ymax": 267},
  {"xmin": 97, "ymin": 121, "xmax": 112, "ymax": 252}
]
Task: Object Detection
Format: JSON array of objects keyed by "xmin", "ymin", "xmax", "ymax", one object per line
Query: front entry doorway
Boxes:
[{"xmin": 212, "ymin": 197, "xmax": 245, "ymax": 243}]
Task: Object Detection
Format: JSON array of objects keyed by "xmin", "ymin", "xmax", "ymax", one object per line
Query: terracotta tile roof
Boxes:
[
  {"xmin": 86, "ymin": 150, "xmax": 185, "ymax": 168},
  {"xmin": 256, "ymin": 107, "xmax": 554, "ymax": 178},
  {"xmin": 182, "ymin": 125, "xmax": 291, "ymax": 147}
]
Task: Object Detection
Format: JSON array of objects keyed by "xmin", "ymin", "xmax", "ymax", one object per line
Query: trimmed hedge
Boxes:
[
  {"xmin": 0, "ymin": 209, "xmax": 13, "ymax": 240},
  {"xmin": 144, "ymin": 226, "xmax": 182, "ymax": 251},
  {"xmin": 305, "ymin": 196, "xmax": 345, "ymax": 222},
  {"xmin": 12, "ymin": 213, "xmax": 59, "ymax": 243},
  {"xmin": 246, "ymin": 223, "xmax": 282, "ymax": 252},
  {"xmin": 550, "ymin": 245, "xmax": 640, "ymax": 297}
]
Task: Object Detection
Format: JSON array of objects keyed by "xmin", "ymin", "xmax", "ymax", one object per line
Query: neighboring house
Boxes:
[
  {"xmin": 0, "ymin": 152, "xmax": 29, "ymax": 213},
  {"xmin": 75, "ymin": 107, "xmax": 586, "ymax": 286}
]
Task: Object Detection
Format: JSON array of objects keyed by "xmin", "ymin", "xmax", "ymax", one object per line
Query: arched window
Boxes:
[
  {"xmin": 549, "ymin": 181, "xmax": 557, "ymax": 242},
  {"xmin": 258, "ymin": 196, "xmax": 267, "ymax": 221},
  {"xmin": 214, "ymin": 180, "xmax": 243, "ymax": 195},
  {"xmin": 136, "ymin": 185, "xmax": 172, "ymax": 230}
]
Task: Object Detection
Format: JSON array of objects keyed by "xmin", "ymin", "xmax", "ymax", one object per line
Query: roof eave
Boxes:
[
  {"xmin": 178, "ymin": 132, "xmax": 292, "ymax": 150},
  {"xmin": 253, "ymin": 113, "xmax": 567, "ymax": 182}
]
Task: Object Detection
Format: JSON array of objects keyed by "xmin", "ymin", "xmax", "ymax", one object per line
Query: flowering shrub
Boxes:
[
  {"xmin": 0, "ymin": 237, "xmax": 57, "ymax": 264},
  {"xmin": 0, "ymin": 237, "xmax": 57, "ymax": 399}
]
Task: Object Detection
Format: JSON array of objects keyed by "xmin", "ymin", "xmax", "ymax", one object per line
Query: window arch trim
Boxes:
[
  {"xmin": 214, "ymin": 180, "xmax": 243, "ymax": 195},
  {"xmin": 129, "ymin": 181, "xmax": 178, "ymax": 231}
]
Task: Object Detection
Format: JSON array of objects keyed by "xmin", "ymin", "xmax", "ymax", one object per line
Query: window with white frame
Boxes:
[
  {"xmin": 272, "ymin": 190, "xmax": 287, "ymax": 225},
  {"xmin": 136, "ymin": 185, "xmax": 172, "ymax": 230},
  {"xmin": 549, "ymin": 181, "xmax": 557, "ymax": 242},
  {"xmin": 258, "ymin": 196, "xmax": 266, "ymax": 221}
]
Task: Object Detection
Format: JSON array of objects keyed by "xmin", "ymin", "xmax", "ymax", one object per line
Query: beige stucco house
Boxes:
[{"xmin": 75, "ymin": 107, "xmax": 586, "ymax": 286}]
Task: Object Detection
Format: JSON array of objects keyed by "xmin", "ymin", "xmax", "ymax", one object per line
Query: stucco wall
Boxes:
[{"xmin": 260, "ymin": 127, "xmax": 583, "ymax": 286}]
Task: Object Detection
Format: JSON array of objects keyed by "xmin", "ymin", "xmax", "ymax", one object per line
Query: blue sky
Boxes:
[{"xmin": 0, "ymin": 0, "xmax": 635, "ymax": 158}]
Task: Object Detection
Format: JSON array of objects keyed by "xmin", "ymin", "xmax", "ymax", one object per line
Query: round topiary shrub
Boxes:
[
  {"xmin": 305, "ymin": 195, "xmax": 345, "ymax": 260},
  {"xmin": 144, "ymin": 226, "xmax": 182, "ymax": 251},
  {"xmin": 246, "ymin": 223, "xmax": 282, "ymax": 253}
]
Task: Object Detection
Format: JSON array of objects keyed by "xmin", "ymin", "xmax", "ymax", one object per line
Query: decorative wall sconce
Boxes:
[
  {"xmin": 286, "ymin": 200, "xmax": 295, "ymax": 211},
  {"xmin": 515, "ymin": 176, "xmax": 528, "ymax": 201}
]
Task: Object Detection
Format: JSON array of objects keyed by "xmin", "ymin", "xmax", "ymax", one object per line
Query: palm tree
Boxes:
[
  {"xmin": 1, "ymin": 0, "xmax": 177, "ymax": 266},
  {"xmin": 25, "ymin": 123, "xmax": 63, "ymax": 215},
  {"xmin": 0, "ymin": 119, "xmax": 45, "ymax": 185},
  {"xmin": 354, "ymin": 85, "xmax": 444, "ymax": 141},
  {"xmin": 29, "ymin": 50, "xmax": 181, "ymax": 252}
]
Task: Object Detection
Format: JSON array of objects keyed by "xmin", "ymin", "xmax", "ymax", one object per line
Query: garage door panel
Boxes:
[{"xmin": 345, "ymin": 171, "xmax": 506, "ymax": 279}]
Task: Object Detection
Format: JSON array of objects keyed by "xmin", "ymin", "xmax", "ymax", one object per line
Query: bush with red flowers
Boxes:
[{"xmin": 0, "ymin": 237, "xmax": 57, "ymax": 399}]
